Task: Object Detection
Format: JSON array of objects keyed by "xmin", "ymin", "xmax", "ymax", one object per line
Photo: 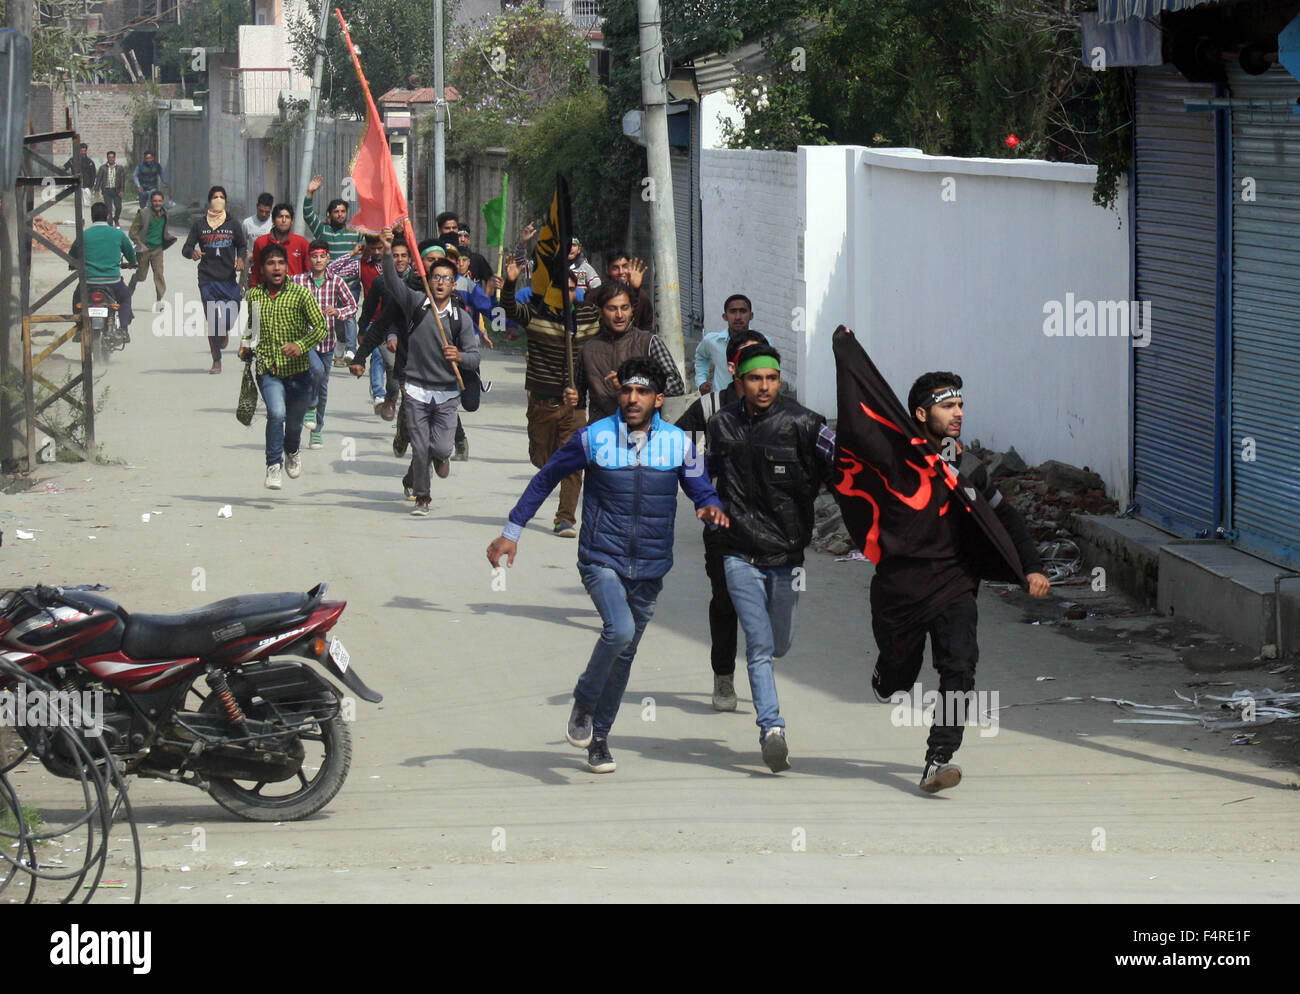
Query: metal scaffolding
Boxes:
[{"xmin": 10, "ymin": 130, "xmax": 96, "ymax": 468}]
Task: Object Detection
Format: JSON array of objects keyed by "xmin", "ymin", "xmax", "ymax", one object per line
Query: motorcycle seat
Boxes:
[{"xmin": 122, "ymin": 592, "xmax": 317, "ymax": 659}]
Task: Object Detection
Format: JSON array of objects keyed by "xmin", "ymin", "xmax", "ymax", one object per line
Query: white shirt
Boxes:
[
  {"xmin": 243, "ymin": 215, "xmax": 273, "ymax": 250},
  {"xmin": 403, "ymin": 299, "xmax": 460, "ymax": 404}
]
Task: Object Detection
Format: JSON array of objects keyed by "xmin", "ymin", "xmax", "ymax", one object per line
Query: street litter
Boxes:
[
  {"xmin": 1231, "ymin": 734, "xmax": 1256, "ymax": 745},
  {"xmin": 1037, "ymin": 539, "xmax": 1082, "ymax": 583},
  {"xmin": 15, "ymin": 530, "xmax": 33, "ymax": 540},
  {"xmin": 141, "ymin": 513, "xmax": 150, "ymax": 523},
  {"xmin": 1036, "ymin": 675, "xmax": 1056, "ymax": 682},
  {"xmin": 835, "ymin": 550, "xmax": 868, "ymax": 563},
  {"xmin": 1223, "ymin": 796, "xmax": 1254, "ymax": 805},
  {"xmin": 60, "ymin": 584, "xmax": 108, "ymax": 591},
  {"xmin": 217, "ymin": 505, "xmax": 233, "ymax": 518},
  {"xmin": 1098, "ymin": 689, "xmax": 1300, "ymax": 730}
]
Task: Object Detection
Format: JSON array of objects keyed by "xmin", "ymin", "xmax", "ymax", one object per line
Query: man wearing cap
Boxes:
[
  {"xmin": 487, "ymin": 357, "xmax": 729, "ymax": 774},
  {"xmin": 705, "ymin": 344, "xmax": 837, "ymax": 773},
  {"xmin": 568, "ymin": 238, "xmax": 601, "ymax": 294},
  {"xmin": 869, "ymin": 371, "xmax": 1050, "ymax": 793}
]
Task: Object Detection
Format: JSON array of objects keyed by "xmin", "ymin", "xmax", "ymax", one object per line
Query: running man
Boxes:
[
  {"xmin": 486, "ymin": 358, "xmax": 729, "ymax": 774},
  {"xmin": 867, "ymin": 369, "xmax": 1049, "ymax": 793},
  {"xmin": 239, "ymin": 243, "xmax": 326, "ymax": 490},
  {"xmin": 128, "ymin": 191, "xmax": 172, "ymax": 302},
  {"xmin": 292, "ymin": 239, "xmax": 357, "ymax": 451},
  {"xmin": 675, "ymin": 330, "xmax": 770, "ymax": 712},
  {"xmin": 377, "ymin": 226, "xmax": 480, "ymax": 516},
  {"xmin": 181, "ymin": 185, "xmax": 246, "ymax": 374},
  {"xmin": 705, "ymin": 344, "xmax": 837, "ymax": 773},
  {"xmin": 304, "ymin": 174, "xmax": 362, "ymax": 364}
]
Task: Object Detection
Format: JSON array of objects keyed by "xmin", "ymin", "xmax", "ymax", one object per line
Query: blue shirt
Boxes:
[{"xmin": 695, "ymin": 330, "xmax": 730, "ymax": 393}]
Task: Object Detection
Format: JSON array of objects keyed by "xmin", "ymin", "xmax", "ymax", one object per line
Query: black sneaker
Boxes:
[
  {"xmin": 870, "ymin": 666, "xmax": 892, "ymax": 703},
  {"xmin": 565, "ymin": 700, "xmax": 593, "ymax": 748},
  {"xmin": 410, "ymin": 497, "xmax": 431, "ymax": 517},
  {"xmin": 919, "ymin": 757, "xmax": 962, "ymax": 794},
  {"xmin": 401, "ymin": 472, "xmax": 415, "ymax": 501},
  {"xmin": 760, "ymin": 726, "xmax": 790, "ymax": 772},
  {"xmin": 452, "ymin": 437, "xmax": 469, "ymax": 461},
  {"xmin": 587, "ymin": 739, "xmax": 616, "ymax": 774}
]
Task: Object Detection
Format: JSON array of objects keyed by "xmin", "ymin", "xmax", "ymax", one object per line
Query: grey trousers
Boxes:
[{"xmin": 405, "ymin": 391, "xmax": 460, "ymax": 497}]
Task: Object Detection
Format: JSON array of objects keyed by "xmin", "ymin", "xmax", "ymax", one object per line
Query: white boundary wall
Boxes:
[
  {"xmin": 794, "ymin": 146, "xmax": 1132, "ymax": 501},
  {"xmin": 699, "ymin": 149, "xmax": 801, "ymax": 387}
]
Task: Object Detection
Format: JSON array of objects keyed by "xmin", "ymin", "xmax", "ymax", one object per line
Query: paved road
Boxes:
[{"xmin": 5, "ymin": 202, "xmax": 1298, "ymax": 903}]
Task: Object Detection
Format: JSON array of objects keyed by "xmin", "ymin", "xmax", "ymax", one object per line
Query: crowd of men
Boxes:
[{"xmin": 67, "ymin": 163, "xmax": 1051, "ymax": 794}]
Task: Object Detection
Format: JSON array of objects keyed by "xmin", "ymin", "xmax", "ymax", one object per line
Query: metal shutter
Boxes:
[
  {"xmin": 1227, "ymin": 65, "xmax": 1300, "ymax": 568},
  {"xmin": 1132, "ymin": 66, "xmax": 1222, "ymax": 536}
]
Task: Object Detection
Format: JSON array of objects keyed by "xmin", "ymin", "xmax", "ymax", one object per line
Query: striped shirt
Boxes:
[
  {"xmin": 302, "ymin": 195, "xmax": 361, "ymax": 261},
  {"xmin": 290, "ymin": 272, "xmax": 357, "ymax": 354},
  {"xmin": 500, "ymin": 281, "xmax": 599, "ymax": 399},
  {"xmin": 242, "ymin": 281, "xmax": 327, "ymax": 378}
]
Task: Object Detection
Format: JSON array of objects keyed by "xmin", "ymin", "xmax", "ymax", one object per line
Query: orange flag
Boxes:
[{"xmin": 333, "ymin": 8, "xmax": 423, "ymax": 274}]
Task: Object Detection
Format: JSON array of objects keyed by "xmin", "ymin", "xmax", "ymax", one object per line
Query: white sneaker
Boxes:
[
  {"xmin": 285, "ymin": 450, "xmax": 301, "ymax": 478},
  {"xmin": 265, "ymin": 463, "xmax": 283, "ymax": 490},
  {"xmin": 344, "ymin": 350, "xmax": 356, "ymax": 362}
]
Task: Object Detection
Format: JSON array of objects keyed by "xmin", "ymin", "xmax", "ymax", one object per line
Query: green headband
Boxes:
[{"xmin": 737, "ymin": 355, "xmax": 780, "ymax": 377}]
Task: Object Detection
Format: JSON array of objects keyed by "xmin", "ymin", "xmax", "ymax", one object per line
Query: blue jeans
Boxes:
[
  {"xmin": 336, "ymin": 316, "xmax": 358, "ymax": 358},
  {"xmin": 258, "ymin": 369, "xmax": 312, "ymax": 466},
  {"xmin": 199, "ymin": 280, "xmax": 242, "ymax": 360},
  {"xmin": 574, "ymin": 562, "xmax": 663, "ymax": 740},
  {"xmin": 308, "ymin": 348, "xmax": 331, "ymax": 431},
  {"xmin": 369, "ymin": 347, "xmax": 385, "ymax": 400},
  {"xmin": 723, "ymin": 557, "xmax": 800, "ymax": 739}
]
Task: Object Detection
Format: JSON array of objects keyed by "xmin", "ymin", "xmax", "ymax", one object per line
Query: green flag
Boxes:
[{"xmin": 481, "ymin": 173, "xmax": 508, "ymax": 248}]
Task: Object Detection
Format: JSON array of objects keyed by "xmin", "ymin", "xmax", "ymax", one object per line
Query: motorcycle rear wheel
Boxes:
[{"xmin": 198, "ymin": 681, "xmax": 352, "ymax": 823}]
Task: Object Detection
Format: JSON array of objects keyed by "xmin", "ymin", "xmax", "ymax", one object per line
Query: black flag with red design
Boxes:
[{"xmin": 829, "ymin": 326, "xmax": 1028, "ymax": 588}]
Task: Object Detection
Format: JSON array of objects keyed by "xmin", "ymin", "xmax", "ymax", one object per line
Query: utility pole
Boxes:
[
  {"xmin": 433, "ymin": 0, "xmax": 445, "ymax": 216},
  {"xmin": 636, "ymin": 0, "xmax": 682, "ymax": 367},
  {"xmin": 296, "ymin": 0, "xmax": 331, "ymax": 236}
]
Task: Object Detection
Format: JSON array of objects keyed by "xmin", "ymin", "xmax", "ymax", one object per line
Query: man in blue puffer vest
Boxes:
[{"xmin": 487, "ymin": 357, "xmax": 730, "ymax": 774}]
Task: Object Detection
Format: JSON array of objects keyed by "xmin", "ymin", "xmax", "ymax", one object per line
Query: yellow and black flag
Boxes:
[{"xmin": 530, "ymin": 173, "xmax": 573, "ymax": 316}]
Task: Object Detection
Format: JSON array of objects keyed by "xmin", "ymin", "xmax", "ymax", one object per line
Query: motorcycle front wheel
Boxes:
[{"xmin": 196, "ymin": 679, "xmax": 353, "ymax": 823}]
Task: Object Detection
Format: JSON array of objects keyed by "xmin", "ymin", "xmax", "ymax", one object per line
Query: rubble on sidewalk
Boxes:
[{"xmin": 808, "ymin": 442, "xmax": 1120, "ymax": 556}]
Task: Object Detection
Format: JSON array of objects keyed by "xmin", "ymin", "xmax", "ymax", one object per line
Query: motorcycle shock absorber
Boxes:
[{"xmin": 206, "ymin": 669, "xmax": 246, "ymax": 725}]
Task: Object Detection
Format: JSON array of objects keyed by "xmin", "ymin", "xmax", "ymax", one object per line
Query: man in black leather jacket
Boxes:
[{"xmin": 705, "ymin": 344, "xmax": 837, "ymax": 773}]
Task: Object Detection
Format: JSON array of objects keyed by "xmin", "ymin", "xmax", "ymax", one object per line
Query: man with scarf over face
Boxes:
[{"xmin": 181, "ymin": 185, "xmax": 246, "ymax": 373}]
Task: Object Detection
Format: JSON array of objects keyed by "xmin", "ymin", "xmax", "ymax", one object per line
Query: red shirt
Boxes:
[{"xmin": 251, "ymin": 232, "xmax": 310, "ymax": 286}]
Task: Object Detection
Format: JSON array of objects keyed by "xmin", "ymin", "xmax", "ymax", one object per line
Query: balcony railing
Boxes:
[{"xmin": 220, "ymin": 68, "xmax": 295, "ymax": 117}]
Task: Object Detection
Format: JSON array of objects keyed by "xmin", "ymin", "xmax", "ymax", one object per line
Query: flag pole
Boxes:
[{"xmin": 334, "ymin": 7, "xmax": 462, "ymax": 388}]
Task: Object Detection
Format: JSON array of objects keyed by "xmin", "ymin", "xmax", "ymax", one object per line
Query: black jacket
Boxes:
[{"xmin": 706, "ymin": 396, "xmax": 829, "ymax": 567}]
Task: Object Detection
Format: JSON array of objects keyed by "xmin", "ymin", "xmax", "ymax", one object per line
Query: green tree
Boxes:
[
  {"xmin": 155, "ymin": 0, "xmax": 250, "ymax": 83},
  {"xmin": 288, "ymin": 0, "xmax": 462, "ymax": 119}
]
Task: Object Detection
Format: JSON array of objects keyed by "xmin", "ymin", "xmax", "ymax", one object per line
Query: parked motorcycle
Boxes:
[{"xmin": 0, "ymin": 583, "xmax": 380, "ymax": 821}]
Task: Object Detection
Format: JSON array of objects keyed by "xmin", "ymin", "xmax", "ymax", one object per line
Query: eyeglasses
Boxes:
[{"xmin": 430, "ymin": 274, "xmax": 455, "ymax": 284}]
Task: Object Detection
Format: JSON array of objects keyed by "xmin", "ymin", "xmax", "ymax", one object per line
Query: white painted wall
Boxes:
[
  {"xmin": 700, "ymin": 149, "xmax": 800, "ymax": 386},
  {"xmin": 797, "ymin": 146, "xmax": 1132, "ymax": 501},
  {"xmin": 701, "ymin": 145, "xmax": 1132, "ymax": 500}
]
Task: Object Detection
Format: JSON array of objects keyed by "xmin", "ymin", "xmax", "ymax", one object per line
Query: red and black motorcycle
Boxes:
[{"xmin": 0, "ymin": 583, "xmax": 380, "ymax": 821}]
